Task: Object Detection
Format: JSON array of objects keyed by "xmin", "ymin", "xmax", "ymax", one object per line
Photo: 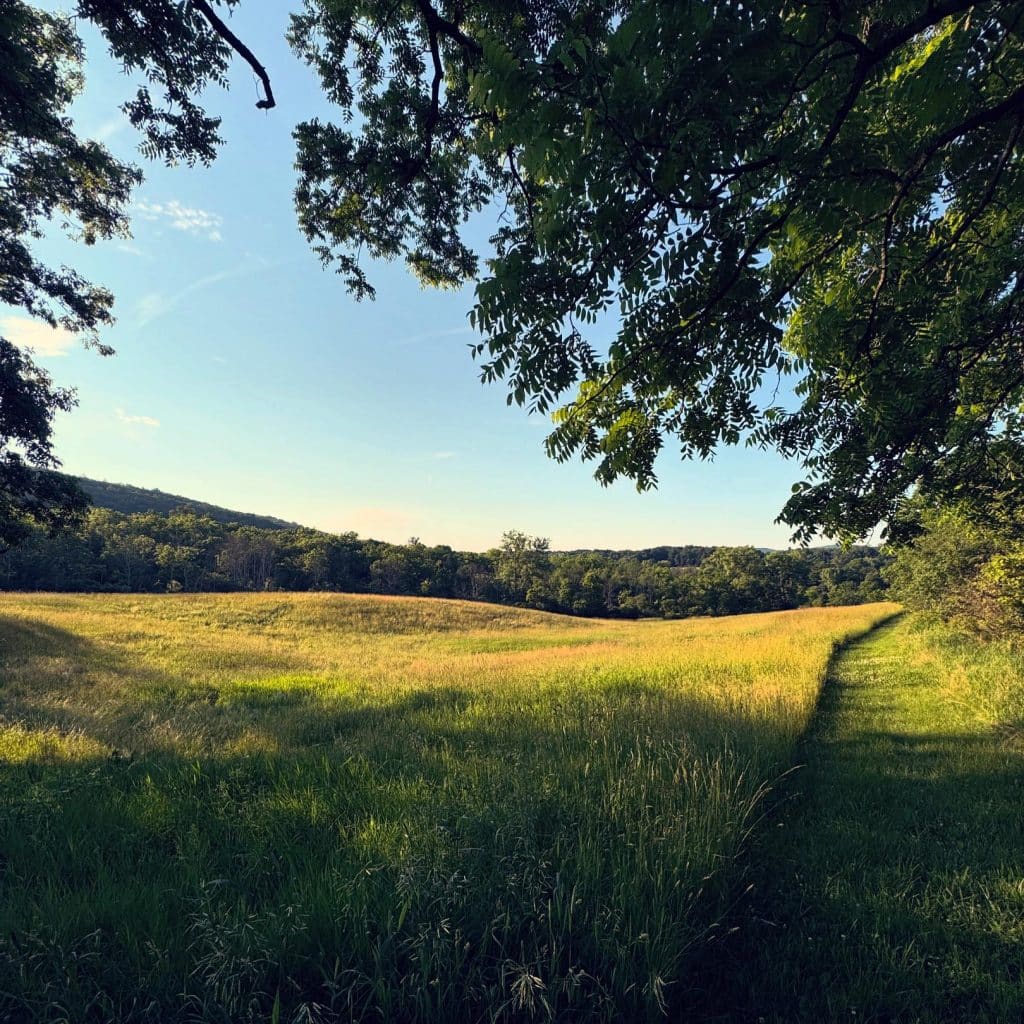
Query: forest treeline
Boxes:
[{"xmin": 0, "ymin": 507, "xmax": 889, "ymax": 618}]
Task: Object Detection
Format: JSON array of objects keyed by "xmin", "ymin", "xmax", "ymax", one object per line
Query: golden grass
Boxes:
[
  {"xmin": 0, "ymin": 593, "xmax": 897, "ymax": 1022},
  {"xmin": 0, "ymin": 592, "xmax": 895, "ymax": 760}
]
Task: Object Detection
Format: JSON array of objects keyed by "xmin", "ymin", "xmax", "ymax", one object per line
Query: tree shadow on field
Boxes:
[
  {"xmin": 0, "ymin": 612, "xmax": 792, "ymax": 1024},
  {"xmin": 0, "ymin": 610, "xmax": 787, "ymax": 760},
  {"xmin": 0, "ymin": 614, "xmax": 326, "ymax": 753},
  {"xmin": 690, "ymin": 616, "xmax": 1024, "ymax": 1024}
]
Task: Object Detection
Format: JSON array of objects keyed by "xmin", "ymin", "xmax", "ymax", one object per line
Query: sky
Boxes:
[{"xmin": 4, "ymin": 5, "xmax": 840, "ymax": 552}]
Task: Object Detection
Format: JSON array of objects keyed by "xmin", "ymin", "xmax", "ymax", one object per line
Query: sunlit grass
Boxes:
[
  {"xmin": 0, "ymin": 593, "xmax": 894, "ymax": 1022},
  {"xmin": 706, "ymin": 615, "xmax": 1024, "ymax": 1022}
]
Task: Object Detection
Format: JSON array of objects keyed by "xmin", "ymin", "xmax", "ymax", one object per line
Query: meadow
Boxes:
[{"xmin": 0, "ymin": 594, "xmax": 894, "ymax": 1021}]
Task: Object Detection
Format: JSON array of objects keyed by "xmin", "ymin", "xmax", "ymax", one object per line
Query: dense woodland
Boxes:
[{"xmin": 0, "ymin": 507, "xmax": 888, "ymax": 618}]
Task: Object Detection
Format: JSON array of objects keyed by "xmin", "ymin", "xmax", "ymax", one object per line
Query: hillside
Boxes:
[{"xmin": 74, "ymin": 476, "xmax": 300, "ymax": 531}]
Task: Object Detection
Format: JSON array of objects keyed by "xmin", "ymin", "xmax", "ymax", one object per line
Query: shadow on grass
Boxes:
[
  {"xmin": 691, "ymin": 616, "xmax": 1024, "ymax": 1024},
  {"xmin": 0, "ymin": 613, "xmax": 798, "ymax": 1024}
]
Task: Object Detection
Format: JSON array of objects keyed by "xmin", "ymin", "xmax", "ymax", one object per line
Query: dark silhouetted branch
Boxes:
[{"xmin": 192, "ymin": 0, "xmax": 275, "ymax": 110}]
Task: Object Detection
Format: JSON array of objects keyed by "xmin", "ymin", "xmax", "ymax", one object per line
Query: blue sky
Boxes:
[{"xmin": 4, "ymin": 5, "xmax": 832, "ymax": 552}]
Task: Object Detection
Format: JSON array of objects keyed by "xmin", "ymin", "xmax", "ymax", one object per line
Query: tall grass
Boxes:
[
  {"xmin": 0, "ymin": 593, "xmax": 894, "ymax": 1022},
  {"xmin": 702, "ymin": 615, "xmax": 1024, "ymax": 1022}
]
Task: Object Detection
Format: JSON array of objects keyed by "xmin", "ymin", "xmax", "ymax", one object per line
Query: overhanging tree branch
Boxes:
[{"xmin": 191, "ymin": 0, "xmax": 275, "ymax": 110}]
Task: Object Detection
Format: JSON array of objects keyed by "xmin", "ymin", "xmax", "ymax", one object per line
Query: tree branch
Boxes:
[
  {"xmin": 921, "ymin": 117, "xmax": 1024, "ymax": 272},
  {"xmin": 191, "ymin": 0, "xmax": 275, "ymax": 110},
  {"xmin": 415, "ymin": 0, "xmax": 444, "ymax": 165},
  {"xmin": 416, "ymin": 0, "xmax": 482, "ymax": 56}
]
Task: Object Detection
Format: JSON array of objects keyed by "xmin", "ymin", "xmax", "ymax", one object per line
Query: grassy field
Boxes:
[
  {"xmin": 704, "ymin": 615, "xmax": 1024, "ymax": 1022},
  {"xmin": 0, "ymin": 593, "xmax": 893, "ymax": 1022}
]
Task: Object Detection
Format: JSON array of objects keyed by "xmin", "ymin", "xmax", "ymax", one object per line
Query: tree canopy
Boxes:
[
  {"xmin": 4, "ymin": 2, "xmax": 1024, "ymax": 545},
  {"xmin": 290, "ymin": 0, "xmax": 1024, "ymax": 540}
]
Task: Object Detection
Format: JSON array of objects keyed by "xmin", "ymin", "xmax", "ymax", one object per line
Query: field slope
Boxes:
[{"xmin": 0, "ymin": 594, "xmax": 893, "ymax": 1022}]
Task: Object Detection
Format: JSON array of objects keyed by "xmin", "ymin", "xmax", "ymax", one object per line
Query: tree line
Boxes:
[{"xmin": 0, "ymin": 508, "xmax": 889, "ymax": 618}]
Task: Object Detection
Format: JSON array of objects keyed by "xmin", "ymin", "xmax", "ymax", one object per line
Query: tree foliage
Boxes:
[
  {"xmin": 0, "ymin": 1, "xmax": 273, "ymax": 541},
  {"xmin": 0, "ymin": 338, "xmax": 88, "ymax": 548},
  {"xmin": 886, "ymin": 466, "xmax": 1024, "ymax": 637},
  {"xmin": 290, "ymin": 0, "xmax": 1024, "ymax": 539},
  {"xmin": 885, "ymin": 503, "xmax": 1024, "ymax": 637},
  {"xmin": 9, "ymin": 1, "xmax": 1022, "ymax": 547}
]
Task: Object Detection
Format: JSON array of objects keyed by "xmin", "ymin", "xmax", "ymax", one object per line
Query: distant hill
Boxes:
[{"xmin": 74, "ymin": 477, "xmax": 301, "ymax": 531}]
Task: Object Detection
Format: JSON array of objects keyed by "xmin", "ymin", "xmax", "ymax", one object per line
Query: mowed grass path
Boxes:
[
  {"xmin": 0, "ymin": 594, "xmax": 893, "ymax": 1022},
  {"xmin": 706, "ymin": 616, "xmax": 1024, "ymax": 1022}
]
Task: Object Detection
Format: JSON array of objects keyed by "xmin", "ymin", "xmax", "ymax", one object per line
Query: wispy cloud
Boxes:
[
  {"xmin": 116, "ymin": 408, "xmax": 160, "ymax": 428},
  {"xmin": 93, "ymin": 117, "xmax": 128, "ymax": 145},
  {"xmin": 429, "ymin": 451, "xmax": 457, "ymax": 460},
  {"xmin": 134, "ymin": 198, "xmax": 223, "ymax": 241},
  {"xmin": 135, "ymin": 293, "xmax": 172, "ymax": 327},
  {"xmin": 0, "ymin": 316, "xmax": 77, "ymax": 357},
  {"xmin": 135, "ymin": 255, "xmax": 276, "ymax": 328}
]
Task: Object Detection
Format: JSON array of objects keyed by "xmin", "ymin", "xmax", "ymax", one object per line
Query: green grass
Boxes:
[
  {"xmin": 7, "ymin": 597, "xmax": 1017, "ymax": 1022},
  {"xmin": 702, "ymin": 615, "xmax": 1024, "ymax": 1022},
  {"xmin": 0, "ymin": 593, "xmax": 893, "ymax": 1022}
]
